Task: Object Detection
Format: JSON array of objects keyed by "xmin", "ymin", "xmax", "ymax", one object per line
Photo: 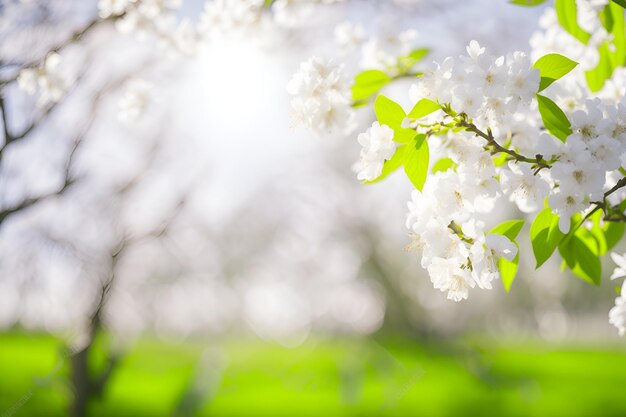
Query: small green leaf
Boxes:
[
  {"xmin": 530, "ymin": 208, "xmax": 566, "ymax": 268},
  {"xmin": 533, "ymin": 53, "xmax": 579, "ymax": 91},
  {"xmin": 611, "ymin": 0, "xmax": 626, "ymax": 9},
  {"xmin": 352, "ymin": 70, "xmax": 391, "ymax": 102},
  {"xmin": 490, "ymin": 220, "xmax": 524, "ymax": 292},
  {"xmin": 555, "ymin": 0, "xmax": 591, "ymax": 44},
  {"xmin": 536, "ymin": 94, "xmax": 572, "ymax": 141},
  {"xmin": 397, "ymin": 48, "xmax": 429, "ymax": 72},
  {"xmin": 604, "ymin": 221, "xmax": 626, "ymax": 251},
  {"xmin": 558, "ymin": 234, "xmax": 602, "ymax": 286},
  {"xmin": 431, "ymin": 157, "xmax": 456, "ymax": 173},
  {"xmin": 374, "ymin": 94, "xmax": 419, "ymax": 144},
  {"xmin": 585, "ymin": 3, "xmax": 626, "ymax": 91},
  {"xmin": 408, "ymin": 98, "xmax": 441, "ymax": 119},
  {"xmin": 403, "ymin": 134, "xmax": 429, "ymax": 190},
  {"xmin": 490, "ymin": 220, "xmax": 525, "ymax": 241},
  {"xmin": 364, "ymin": 145, "xmax": 407, "ymax": 184},
  {"xmin": 374, "ymin": 95, "xmax": 405, "ymax": 128},
  {"xmin": 499, "ymin": 247, "xmax": 520, "ymax": 292}
]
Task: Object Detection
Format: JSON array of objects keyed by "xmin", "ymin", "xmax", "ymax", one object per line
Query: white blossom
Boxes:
[
  {"xmin": 118, "ymin": 78, "xmax": 153, "ymax": 122},
  {"xmin": 353, "ymin": 122, "xmax": 396, "ymax": 181},
  {"xmin": 17, "ymin": 53, "xmax": 73, "ymax": 106},
  {"xmin": 500, "ymin": 161, "xmax": 550, "ymax": 214},
  {"xmin": 287, "ymin": 57, "xmax": 354, "ymax": 135}
]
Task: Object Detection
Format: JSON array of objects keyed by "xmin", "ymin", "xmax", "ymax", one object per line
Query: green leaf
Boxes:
[
  {"xmin": 374, "ymin": 94, "xmax": 419, "ymax": 144},
  {"xmin": 431, "ymin": 157, "xmax": 456, "ymax": 173},
  {"xmin": 490, "ymin": 220, "xmax": 524, "ymax": 292},
  {"xmin": 558, "ymin": 234, "xmax": 602, "ymax": 286},
  {"xmin": 375, "ymin": 95, "xmax": 406, "ymax": 128},
  {"xmin": 555, "ymin": 0, "xmax": 591, "ymax": 44},
  {"xmin": 536, "ymin": 94, "xmax": 572, "ymax": 141},
  {"xmin": 499, "ymin": 247, "xmax": 520, "ymax": 292},
  {"xmin": 490, "ymin": 220, "xmax": 525, "ymax": 241},
  {"xmin": 530, "ymin": 208, "xmax": 566, "ymax": 268},
  {"xmin": 509, "ymin": 0, "xmax": 547, "ymax": 5},
  {"xmin": 403, "ymin": 134, "xmax": 429, "ymax": 190},
  {"xmin": 364, "ymin": 145, "xmax": 407, "ymax": 184},
  {"xmin": 604, "ymin": 221, "xmax": 626, "ymax": 251},
  {"xmin": 397, "ymin": 48, "xmax": 430, "ymax": 72},
  {"xmin": 533, "ymin": 53, "xmax": 579, "ymax": 91},
  {"xmin": 407, "ymin": 98, "xmax": 441, "ymax": 119},
  {"xmin": 612, "ymin": 0, "xmax": 626, "ymax": 9},
  {"xmin": 352, "ymin": 70, "xmax": 391, "ymax": 102},
  {"xmin": 585, "ymin": 3, "xmax": 626, "ymax": 91}
]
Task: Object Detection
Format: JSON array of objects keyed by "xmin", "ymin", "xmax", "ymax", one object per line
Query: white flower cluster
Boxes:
[
  {"xmin": 538, "ymin": 97, "xmax": 626, "ymax": 232},
  {"xmin": 405, "ymin": 139, "xmax": 517, "ymax": 301},
  {"xmin": 118, "ymin": 78, "xmax": 153, "ymax": 122},
  {"xmin": 609, "ymin": 252, "xmax": 626, "ymax": 335},
  {"xmin": 333, "ymin": 21, "xmax": 366, "ymax": 53},
  {"xmin": 99, "ymin": 0, "xmax": 197, "ymax": 56},
  {"xmin": 272, "ymin": 0, "xmax": 345, "ymax": 28},
  {"xmin": 409, "ymin": 41, "xmax": 626, "ymax": 234},
  {"xmin": 360, "ymin": 29, "xmax": 417, "ymax": 74},
  {"xmin": 352, "ymin": 122, "xmax": 396, "ymax": 181},
  {"xmin": 411, "ymin": 41, "xmax": 540, "ymax": 129},
  {"xmin": 198, "ymin": 0, "xmax": 266, "ymax": 36},
  {"xmin": 17, "ymin": 53, "xmax": 73, "ymax": 106},
  {"xmin": 397, "ymin": 40, "xmax": 626, "ymax": 300},
  {"xmin": 198, "ymin": 0, "xmax": 345, "ymax": 36},
  {"xmin": 287, "ymin": 57, "xmax": 355, "ymax": 135}
]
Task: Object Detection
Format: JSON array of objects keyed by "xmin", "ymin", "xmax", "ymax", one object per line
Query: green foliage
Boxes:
[
  {"xmin": 352, "ymin": 70, "xmax": 391, "ymax": 102},
  {"xmin": 533, "ymin": 54, "xmax": 579, "ymax": 91},
  {"xmin": 373, "ymin": 95, "xmax": 430, "ymax": 189},
  {"xmin": 555, "ymin": 0, "xmax": 591, "ymax": 43},
  {"xmin": 397, "ymin": 48, "xmax": 429, "ymax": 74},
  {"xmin": 407, "ymin": 98, "xmax": 441, "ymax": 119},
  {"xmin": 374, "ymin": 94, "xmax": 419, "ymax": 143},
  {"xmin": 431, "ymin": 157, "xmax": 457, "ymax": 173},
  {"xmin": 584, "ymin": 209, "xmax": 626, "ymax": 255},
  {"xmin": 536, "ymin": 94, "xmax": 572, "ymax": 141},
  {"xmin": 403, "ymin": 134, "xmax": 429, "ymax": 190},
  {"xmin": 559, "ymin": 232, "xmax": 602, "ymax": 286},
  {"xmin": 490, "ymin": 220, "xmax": 524, "ymax": 291},
  {"xmin": 585, "ymin": 3, "xmax": 626, "ymax": 91},
  {"xmin": 612, "ymin": 0, "xmax": 626, "ymax": 10},
  {"xmin": 352, "ymin": 49, "xmax": 428, "ymax": 102},
  {"xmin": 530, "ymin": 208, "xmax": 566, "ymax": 268},
  {"xmin": 490, "ymin": 220, "xmax": 525, "ymax": 241}
]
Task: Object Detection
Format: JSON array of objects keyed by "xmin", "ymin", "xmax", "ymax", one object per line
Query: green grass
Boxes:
[{"xmin": 1, "ymin": 332, "xmax": 626, "ymax": 417}]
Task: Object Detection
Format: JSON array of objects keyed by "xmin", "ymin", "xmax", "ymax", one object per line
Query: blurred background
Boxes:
[{"xmin": 0, "ymin": 0, "xmax": 625, "ymax": 416}]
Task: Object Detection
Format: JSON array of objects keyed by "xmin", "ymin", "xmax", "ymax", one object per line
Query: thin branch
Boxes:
[
  {"xmin": 457, "ymin": 119, "xmax": 550, "ymax": 169},
  {"xmin": 0, "ymin": 95, "xmax": 9, "ymax": 145},
  {"xmin": 0, "ymin": 18, "xmax": 105, "ymax": 86}
]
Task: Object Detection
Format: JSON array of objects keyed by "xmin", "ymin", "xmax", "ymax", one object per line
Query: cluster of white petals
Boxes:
[
  {"xmin": 539, "ymin": 97, "xmax": 626, "ymax": 232},
  {"xmin": 198, "ymin": 0, "xmax": 345, "ymax": 36},
  {"xmin": 17, "ymin": 53, "xmax": 73, "ymax": 106},
  {"xmin": 353, "ymin": 122, "xmax": 396, "ymax": 181},
  {"xmin": 118, "ymin": 78, "xmax": 154, "ymax": 122},
  {"xmin": 411, "ymin": 41, "xmax": 626, "ymax": 236},
  {"xmin": 405, "ymin": 144, "xmax": 516, "ymax": 301},
  {"xmin": 99, "ymin": 0, "xmax": 197, "ymax": 56},
  {"xmin": 360, "ymin": 29, "xmax": 417, "ymax": 74},
  {"xmin": 287, "ymin": 57, "xmax": 355, "ymax": 135},
  {"xmin": 401, "ymin": 40, "xmax": 626, "ymax": 300},
  {"xmin": 609, "ymin": 252, "xmax": 626, "ymax": 335}
]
